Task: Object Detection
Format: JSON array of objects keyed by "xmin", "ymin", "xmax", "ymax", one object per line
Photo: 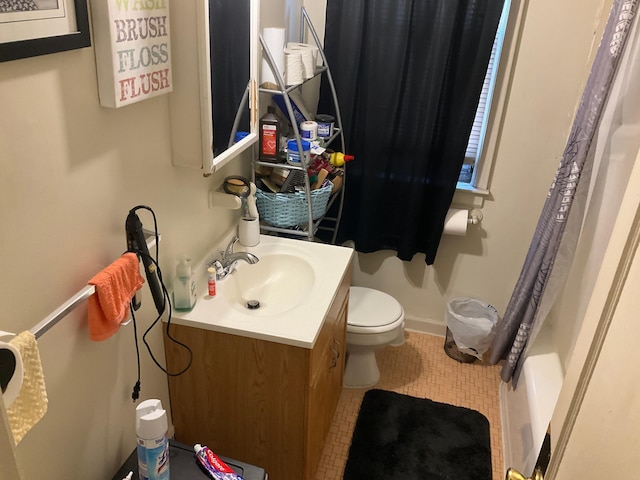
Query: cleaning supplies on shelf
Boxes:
[
  {"xmin": 259, "ymin": 106, "xmax": 281, "ymax": 162},
  {"xmin": 329, "ymin": 151, "xmax": 354, "ymax": 167},
  {"xmin": 315, "ymin": 114, "xmax": 335, "ymax": 139},
  {"xmin": 312, "ymin": 168, "xmax": 329, "ymax": 190},
  {"xmin": 328, "ymin": 169, "xmax": 344, "ymax": 193},
  {"xmin": 286, "ymin": 138, "xmax": 311, "ymax": 166},
  {"xmin": 272, "ymin": 92, "xmax": 312, "ymax": 127},
  {"xmin": 173, "ymin": 256, "xmax": 197, "ymax": 311},
  {"xmin": 300, "ymin": 120, "xmax": 318, "ymax": 141}
]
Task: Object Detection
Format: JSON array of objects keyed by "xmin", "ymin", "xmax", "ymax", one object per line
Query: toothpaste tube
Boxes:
[{"xmin": 194, "ymin": 444, "xmax": 243, "ymax": 480}]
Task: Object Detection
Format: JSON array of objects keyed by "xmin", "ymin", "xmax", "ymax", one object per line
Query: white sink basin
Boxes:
[
  {"xmin": 169, "ymin": 234, "xmax": 353, "ymax": 348},
  {"xmin": 226, "ymin": 252, "xmax": 315, "ymax": 316}
]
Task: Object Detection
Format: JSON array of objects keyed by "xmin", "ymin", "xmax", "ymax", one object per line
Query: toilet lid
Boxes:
[{"xmin": 348, "ymin": 286, "xmax": 404, "ymax": 328}]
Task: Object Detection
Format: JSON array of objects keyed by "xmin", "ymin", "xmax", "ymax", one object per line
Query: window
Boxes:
[{"xmin": 458, "ymin": 0, "xmax": 514, "ymax": 193}]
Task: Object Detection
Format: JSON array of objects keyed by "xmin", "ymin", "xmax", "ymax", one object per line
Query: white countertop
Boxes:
[{"xmin": 165, "ymin": 235, "xmax": 353, "ymax": 348}]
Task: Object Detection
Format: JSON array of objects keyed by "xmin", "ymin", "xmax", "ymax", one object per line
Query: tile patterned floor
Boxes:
[{"xmin": 314, "ymin": 331, "xmax": 504, "ymax": 480}]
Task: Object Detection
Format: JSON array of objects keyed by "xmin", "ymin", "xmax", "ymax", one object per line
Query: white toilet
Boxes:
[{"xmin": 343, "ymin": 286, "xmax": 405, "ymax": 388}]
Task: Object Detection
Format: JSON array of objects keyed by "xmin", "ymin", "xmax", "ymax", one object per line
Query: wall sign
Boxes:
[{"xmin": 91, "ymin": 0, "xmax": 172, "ymax": 108}]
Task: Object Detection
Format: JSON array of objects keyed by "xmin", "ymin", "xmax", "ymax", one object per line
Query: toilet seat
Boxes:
[{"xmin": 348, "ymin": 287, "xmax": 405, "ymax": 334}]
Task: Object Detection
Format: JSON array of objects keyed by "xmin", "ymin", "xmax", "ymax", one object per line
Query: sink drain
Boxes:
[{"xmin": 247, "ymin": 300, "xmax": 260, "ymax": 310}]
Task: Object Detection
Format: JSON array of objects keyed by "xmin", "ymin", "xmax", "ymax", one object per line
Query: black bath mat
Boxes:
[{"xmin": 343, "ymin": 389, "xmax": 492, "ymax": 480}]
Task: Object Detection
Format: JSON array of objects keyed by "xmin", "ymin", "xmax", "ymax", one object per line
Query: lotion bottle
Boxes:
[{"xmin": 173, "ymin": 256, "xmax": 196, "ymax": 311}]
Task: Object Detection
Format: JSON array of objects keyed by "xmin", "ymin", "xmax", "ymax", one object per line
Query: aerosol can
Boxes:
[{"xmin": 136, "ymin": 399, "xmax": 170, "ymax": 480}]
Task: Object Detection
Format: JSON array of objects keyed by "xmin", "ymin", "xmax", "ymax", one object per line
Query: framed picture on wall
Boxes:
[{"xmin": 0, "ymin": 0, "xmax": 90, "ymax": 62}]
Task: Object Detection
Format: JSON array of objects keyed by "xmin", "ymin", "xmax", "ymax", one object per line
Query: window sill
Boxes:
[
  {"xmin": 453, "ymin": 182, "xmax": 490, "ymax": 208},
  {"xmin": 456, "ymin": 182, "xmax": 490, "ymax": 196}
]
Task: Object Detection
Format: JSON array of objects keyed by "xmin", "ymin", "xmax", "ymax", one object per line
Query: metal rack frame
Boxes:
[{"xmin": 256, "ymin": 7, "xmax": 346, "ymax": 243}]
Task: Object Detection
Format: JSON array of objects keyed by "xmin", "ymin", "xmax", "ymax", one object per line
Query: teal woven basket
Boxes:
[{"xmin": 256, "ymin": 183, "xmax": 333, "ymax": 227}]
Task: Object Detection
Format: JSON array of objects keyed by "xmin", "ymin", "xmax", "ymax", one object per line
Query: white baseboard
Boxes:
[{"xmin": 404, "ymin": 314, "xmax": 447, "ymax": 337}]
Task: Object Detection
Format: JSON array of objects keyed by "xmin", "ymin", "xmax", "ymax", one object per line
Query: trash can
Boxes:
[
  {"xmin": 444, "ymin": 327, "xmax": 477, "ymax": 363},
  {"xmin": 444, "ymin": 297, "xmax": 499, "ymax": 363}
]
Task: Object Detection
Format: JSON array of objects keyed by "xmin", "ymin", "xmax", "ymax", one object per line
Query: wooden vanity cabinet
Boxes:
[{"xmin": 163, "ymin": 268, "xmax": 350, "ymax": 480}]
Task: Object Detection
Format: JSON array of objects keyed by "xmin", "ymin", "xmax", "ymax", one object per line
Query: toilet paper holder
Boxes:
[
  {"xmin": 0, "ymin": 330, "xmax": 24, "ymax": 409},
  {"xmin": 443, "ymin": 208, "xmax": 483, "ymax": 236},
  {"xmin": 468, "ymin": 208, "xmax": 483, "ymax": 225}
]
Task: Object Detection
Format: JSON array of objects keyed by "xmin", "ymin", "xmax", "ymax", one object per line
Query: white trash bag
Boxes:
[{"xmin": 446, "ymin": 297, "xmax": 499, "ymax": 360}]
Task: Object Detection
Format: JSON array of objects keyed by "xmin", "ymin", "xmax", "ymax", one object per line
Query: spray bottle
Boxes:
[{"xmin": 136, "ymin": 399, "xmax": 170, "ymax": 480}]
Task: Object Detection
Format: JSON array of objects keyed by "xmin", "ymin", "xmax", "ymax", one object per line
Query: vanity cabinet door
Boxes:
[
  {"xmin": 305, "ymin": 271, "xmax": 349, "ymax": 478},
  {"xmin": 164, "ymin": 326, "xmax": 308, "ymax": 479}
]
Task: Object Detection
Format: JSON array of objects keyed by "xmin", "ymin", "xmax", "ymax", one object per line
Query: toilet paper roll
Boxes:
[
  {"xmin": 443, "ymin": 209, "xmax": 468, "ymax": 236},
  {"xmin": 0, "ymin": 331, "xmax": 23, "ymax": 409},
  {"xmin": 261, "ymin": 28, "xmax": 286, "ymax": 87},
  {"xmin": 287, "ymin": 42, "xmax": 318, "ymax": 79},
  {"xmin": 285, "ymin": 48, "xmax": 305, "ymax": 86}
]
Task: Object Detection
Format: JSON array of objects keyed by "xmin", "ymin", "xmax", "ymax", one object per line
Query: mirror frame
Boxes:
[{"xmin": 169, "ymin": 0, "xmax": 259, "ymax": 176}]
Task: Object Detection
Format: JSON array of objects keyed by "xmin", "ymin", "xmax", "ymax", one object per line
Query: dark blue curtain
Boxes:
[{"xmin": 318, "ymin": 0, "xmax": 504, "ymax": 264}]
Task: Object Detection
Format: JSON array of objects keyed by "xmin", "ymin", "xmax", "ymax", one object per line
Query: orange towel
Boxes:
[{"xmin": 87, "ymin": 252, "xmax": 144, "ymax": 341}]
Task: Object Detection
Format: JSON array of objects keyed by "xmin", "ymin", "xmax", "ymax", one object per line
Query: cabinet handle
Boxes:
[
  {"xmin": 333, "ymin": 337, "xmax": 341, "ymax": 359},
  {"xmin": 329, "ymin": 343, "xmax": 339, "ymax": 369}
]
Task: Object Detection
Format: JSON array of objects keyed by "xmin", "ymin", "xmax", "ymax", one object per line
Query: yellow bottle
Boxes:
[{"xmin": 329, "ymin": 152, "xmax": 355, "ymax": 167}]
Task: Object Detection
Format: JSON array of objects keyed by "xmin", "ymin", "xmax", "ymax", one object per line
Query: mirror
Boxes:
[
  {"xmin": 169, "ymin": 0, "xmax": 259, "ymax": 175},
  {"xmin": 210, "ymin": 1, "xmax": 251, "ymax": 157}
]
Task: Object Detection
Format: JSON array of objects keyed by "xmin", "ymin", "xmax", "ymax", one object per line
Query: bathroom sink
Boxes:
[
  {"xmin": 169, "ymin": 234, "xmax": 354, "ymax": 348},
  {"xmin": 225, "ymin": 252, "xmax": 315, "ymax": 316}
]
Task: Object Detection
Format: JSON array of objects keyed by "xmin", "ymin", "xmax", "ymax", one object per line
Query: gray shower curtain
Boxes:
[{"xmin": 489, "ymin": 0, "xmax": 638, "ymax": 385}]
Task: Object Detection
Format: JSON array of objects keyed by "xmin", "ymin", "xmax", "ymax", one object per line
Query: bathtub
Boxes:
[{"xmin": 499, "ymin": 324, "xmax": 563, "ymax": 476}]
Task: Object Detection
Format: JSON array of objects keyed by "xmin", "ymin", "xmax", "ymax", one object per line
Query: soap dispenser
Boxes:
[{"xmin": 173, "ymin": 256, "xmax": 197, "ymax": 311}]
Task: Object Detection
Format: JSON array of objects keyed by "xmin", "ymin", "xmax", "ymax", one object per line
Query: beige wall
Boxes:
[
  {"xmin": 0, "ymin": 0, "xmax": 611, "ymax": 478},
  {"xmin": 0, "ymin": 48, "xmax": 250, "ymax": 478}
]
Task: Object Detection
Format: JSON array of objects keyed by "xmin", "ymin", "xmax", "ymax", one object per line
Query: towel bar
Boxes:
[{"xmin": 28, "ymin": 230, "xmax": 159, "ymax": 340}]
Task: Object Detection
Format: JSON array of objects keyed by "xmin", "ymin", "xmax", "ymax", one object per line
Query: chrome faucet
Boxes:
[{"xmin": 210, "ymin": 236, "xmax": 259, "ymax": 280}]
